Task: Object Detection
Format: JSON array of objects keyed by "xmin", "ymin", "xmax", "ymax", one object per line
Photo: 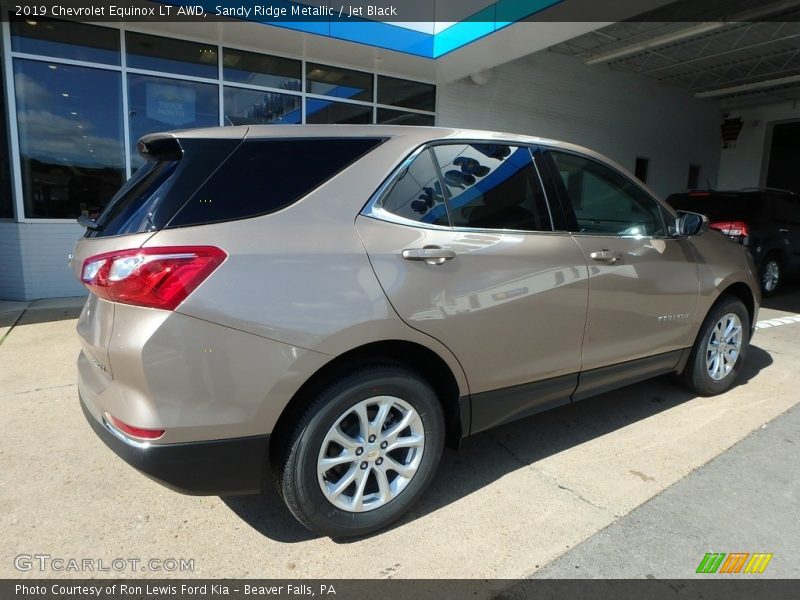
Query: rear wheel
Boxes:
[
  {"xmin": 759, "ymin": 254, "xmax": 782, "ymax": 297},
  {"xmin": 275, "ymin": 364, "xmax": 444, "ymax": 538},
  {"xmin": 681, "ymin": 295, "xmax": 750, "ymax": 396}
]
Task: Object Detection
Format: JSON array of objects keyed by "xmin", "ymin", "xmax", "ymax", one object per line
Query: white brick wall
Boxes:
[
  {"xmin": 437, "ymin": 50, "xmax": 722, "ymax": 198},
  {"xmin": 0, "ymin": 222, "xmax": 85, "ymax": 300}
]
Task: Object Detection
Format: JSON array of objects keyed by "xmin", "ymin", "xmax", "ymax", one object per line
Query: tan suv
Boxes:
[{"xmin": 73, "ymin": 126, "xmax": 759, "ymax": 537}]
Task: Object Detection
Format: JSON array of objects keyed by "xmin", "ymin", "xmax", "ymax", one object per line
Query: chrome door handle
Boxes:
[
  {"xmin": 590, "ymin": 249, "xmax": 623, "ymax": 264},
  {"xmin": 779, "ymin": 228, "xmax": 789, "ymax": 233},
  {"xmin": 402, "ymin": 246, "xmax": 456, "ymax": 265}
]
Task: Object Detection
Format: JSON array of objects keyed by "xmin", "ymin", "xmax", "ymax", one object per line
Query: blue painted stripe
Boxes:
[{"xmin": 159, "ymin": 0, "xmax": 564, "ymax": 60}]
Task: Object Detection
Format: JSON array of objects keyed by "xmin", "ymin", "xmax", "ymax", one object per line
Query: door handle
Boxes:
[
  {"xmin": 779, "ymin": 228, "xmax": 789, "ymax": 233},
  {"xmin": 402, "ymin": 246, "xmax": 456, "ymax": 266},
  {"xmin": 590, "ymin": 249, "xmax": 623, "ymax": 264}
]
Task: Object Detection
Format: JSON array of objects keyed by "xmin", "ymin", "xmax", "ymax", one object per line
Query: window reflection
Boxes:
[
  {"xmin": 224, "ymin": 87, "xmax": 301, "ymax": 125},
  {"xmin": 379, "ymin": 149, "xmax": 448, "ymax": 226},
  {"xmin": 126, "ymin": 32, "xmax": 218, "ymax": 79},
  {"xmin": 377, "ymin": 108, "xmax": 434, "ymax": 126},
  {"xmin": 377, "ymin": 76, "xmax": 435, "ymax": 111},
  {"xmin": 13, "ymin": 59, "xmax": 124, "ymax": 219},
  {"xmin": 306, "ymin": 63, "xmax": 373, "ymax": 102},
  {"xmin": 223, "ymin": 48, "xmax": 301, "ymax": 90},
  {"xmin": 128, "ymin": 74, "xmax": 219, "ymax": 169},
  {"xmin": 10, "ymin": 17, "xmax": 120, "ymax": 65},
  {"xmin": 306, "ymin": 99, "xmax": 372, "ymax": 124},
  {"xmin": 0, "ymin": 48, "xmax": 13, "ymax": 218},
  {"xmin": 433, "ymin": 144, "xmax": 552, "ymax": 232}
]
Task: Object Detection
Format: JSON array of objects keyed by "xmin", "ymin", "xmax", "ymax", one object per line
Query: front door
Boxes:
[{"xmin": 544, "ymin": 149, "xmax": 699, "ymax": 388}]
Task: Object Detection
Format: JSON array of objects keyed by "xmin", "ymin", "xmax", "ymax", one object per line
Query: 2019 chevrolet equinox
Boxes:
[{"xmin": 73, "ymin": 125, "xmax": 760, "ymax": 537}]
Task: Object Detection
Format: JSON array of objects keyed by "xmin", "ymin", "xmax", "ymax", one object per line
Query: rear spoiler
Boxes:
[{"xmin": 136, "ymin": 134, "xmax": 184, "ymax": 161}]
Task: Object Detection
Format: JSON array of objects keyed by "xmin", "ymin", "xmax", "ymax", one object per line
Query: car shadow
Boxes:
[
  {"xmin": 761, "ymin": 281, "xmax": 800, "ymax": 313},
  {"xmin": 222, "ymin": 345, "xmax": 773, "ymax": 543}
]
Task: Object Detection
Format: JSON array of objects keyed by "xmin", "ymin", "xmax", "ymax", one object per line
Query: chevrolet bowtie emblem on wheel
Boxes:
[{"xmin": 696, "ymin": 552, "xmax": 774, "ymax": 574}]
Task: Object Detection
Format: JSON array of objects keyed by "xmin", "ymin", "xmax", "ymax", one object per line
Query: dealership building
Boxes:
[{"xmin": 1, "ymin": 0, "xmax": 799, "ymax": 300}]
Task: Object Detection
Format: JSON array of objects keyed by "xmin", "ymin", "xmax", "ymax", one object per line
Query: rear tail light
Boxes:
[
  {"xmin": 104, "ymin": 412, "xmax": 165, "ymax": 440},
  {"xmin": 710, "ymin": 221, "xmax": 749, "ymax": 244},
  {"xmin": 80, "ymin": 246, "xmax": 226, "ymax": 310}
]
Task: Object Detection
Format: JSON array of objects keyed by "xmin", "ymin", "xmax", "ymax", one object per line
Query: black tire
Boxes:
[
  {"xmin": 759, "ymin": 254, "xmax": 783, "ymax": 297},
  {"xmin": 275, "ymin": 363, "xmax": 444, "ymax": 538},
  {"xmin": 681, "ymin": 295, "xmax": 750, "ymax": 396}
]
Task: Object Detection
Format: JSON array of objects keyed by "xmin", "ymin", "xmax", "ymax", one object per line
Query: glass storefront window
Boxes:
[
  {"xmin": 377, "ymin": 108, "xmax": 435, "ymax": 126},
  {"xmin": 10, "ymin": 17, "xmax": 120, "ymax": 65},
  {"xmin": 306, "ymin": 99, "xmax": 372, "ymax": 124},
  {"xmin": 127, "ymin": 74, "xmax": 219, "ymax": 169},
  {"xmin": 126, "ymin": 32, "xmax": 218, "ymax": 79},
  {"xmin": 1, "ymin": 40, "xmax": 14, "ymax": 218},
  {"xmin": 3, "ymin": 16, "xmax": 438, "ymax": 221},
  {"xmin": 377, "ymin": 76, "xmax": 435, "ymax": 112},
  {"xmin": 223, "ymin": 48, "xmax": 301, "ymax": 91},
  {"xmin": 13, "ymin": 59, "xmax": 124, "ymax": 219},
  {"xmin": 306, "ymin": 63, "xmax": 373, "ymax": 102},
  {"xmin": 224, "ymin": 87, "xmax": 301, "ymax": 125}
]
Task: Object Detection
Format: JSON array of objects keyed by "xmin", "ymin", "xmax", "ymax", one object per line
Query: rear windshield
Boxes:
[
  {"xmin": 86, "ymin": 137, "xmax": 384, "ymax": 238},
  {"xmin": 666, "ymin": 193, "xmax": 761, "ymax": 221}
]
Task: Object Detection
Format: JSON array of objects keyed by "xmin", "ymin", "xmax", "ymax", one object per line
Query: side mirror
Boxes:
[{"xmin": 677, "ymin": 210, "xmax": 709, "ymax": 236}]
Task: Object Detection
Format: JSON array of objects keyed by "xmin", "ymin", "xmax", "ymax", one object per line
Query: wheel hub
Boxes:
[
  {"xmin": 316, "ymin": 395, "xmax": 425, "ymax": 513},
  {"xmin": 705, "ymin": 312, "xmax": 743, "ymax": 381}
]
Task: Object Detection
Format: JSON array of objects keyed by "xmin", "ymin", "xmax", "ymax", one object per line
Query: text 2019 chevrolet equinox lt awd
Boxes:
[{"xmin": 73, "ymin": 126, "xmax": 759, "ymax": 537}]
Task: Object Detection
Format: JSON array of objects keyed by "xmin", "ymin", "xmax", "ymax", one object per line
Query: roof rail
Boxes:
[{"xmin": 740, "ymin": 186, "xmax": 797, "ymax": 195}]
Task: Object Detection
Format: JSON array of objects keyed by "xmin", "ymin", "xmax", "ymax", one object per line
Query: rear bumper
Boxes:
[{"xmin": 80, "ymin": 392, "xmax": 268, "ymax": 496}]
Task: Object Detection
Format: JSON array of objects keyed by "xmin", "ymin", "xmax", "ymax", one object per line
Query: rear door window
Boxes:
[
  {"xmin": 432, "ymin": 143, "xmax": 553, "ymax": 231},
  {"xmin": 169, "ymin": 138, "xmax": 384, "ymax": 228},
  {"xmin": 771, "ymin": 194, "xmax": 800, "ymax": 224},
  {"xmin": 377, "ymin": 149, "xmax": 449, "ymax": 226}
]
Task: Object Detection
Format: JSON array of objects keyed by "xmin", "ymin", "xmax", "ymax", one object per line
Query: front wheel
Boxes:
[
  {"xmin": 275, "ymin": 364, "xmax": 445, "ymax": 538},
  {"xmin": 681, "ymin": 296, "xmax": 750, "ymax": 396}
]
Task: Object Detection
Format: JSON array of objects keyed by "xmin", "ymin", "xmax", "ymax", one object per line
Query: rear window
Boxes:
[
  {"xmin": 168, "ymin": 138, "xmax": 384, "ymax": 228},
  {"xmin": 86, "ymin": 137, "xmax": 383, "ymax": 237},
  {"xmin": 666, "ymin": 193, "xmax": 761, "ymax": 221},
  {"xmin": 86, "ymin": 138, "xmax": 240, "ymax": 238}
]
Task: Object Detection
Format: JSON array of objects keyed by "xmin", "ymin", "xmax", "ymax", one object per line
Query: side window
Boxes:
[
  {"xmin": 432, "ymin": 144, "xmax": 552, "ymax": 231},
  {"xmin": 170, "ymin": 138, "xmax": 383, "ymax": 227},
  {"xmin": 378, "ymin": 149, "xmax": 449, "ymax": 226},
  {"xmin": 549, "ymin": 151, "xmax": 666, "ymax": 237},
  {"xmin": 771, "ymin": 194, "xmax": 800, "ymax": 224}
]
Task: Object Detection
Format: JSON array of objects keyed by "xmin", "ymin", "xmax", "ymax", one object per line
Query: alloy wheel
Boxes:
[
  {"xmin": 317, "ymin": 396, "xmax": 425, "ymax": 512},
  {"xmin": 762, "ymin": 260, "xmax": 780, "ymax": 293},
  {"xmin": 705, "ymin": 312, "xmax": 743, "ymax": 381}
]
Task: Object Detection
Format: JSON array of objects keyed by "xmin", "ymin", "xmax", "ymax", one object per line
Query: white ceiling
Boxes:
[{"xmin": 550, "ymin": 0, "xmax": 800, "ymax": 108}]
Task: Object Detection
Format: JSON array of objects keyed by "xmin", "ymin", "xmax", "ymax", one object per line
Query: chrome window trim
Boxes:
[{"xmin": 361, "ymin": 139, "xmax": 566, "ymax": 237}]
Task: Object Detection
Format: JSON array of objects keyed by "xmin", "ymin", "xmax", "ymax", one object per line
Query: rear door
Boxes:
[
  {"xmin": 542, "ymin": 149, "xmax": 699, "ymax": 395},
  {"xmin": 357, "ymin": 141, "xmax": 589, "ymax": 431}
]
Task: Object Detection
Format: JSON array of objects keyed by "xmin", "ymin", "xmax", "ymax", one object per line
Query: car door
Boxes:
[
  {"xmin": 356, "ymin": 141, "xmax": 589, "ymax": 432},
  {"xmin": 542, "ymin": 149, "xmax": 700, "ymax": 398}
]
